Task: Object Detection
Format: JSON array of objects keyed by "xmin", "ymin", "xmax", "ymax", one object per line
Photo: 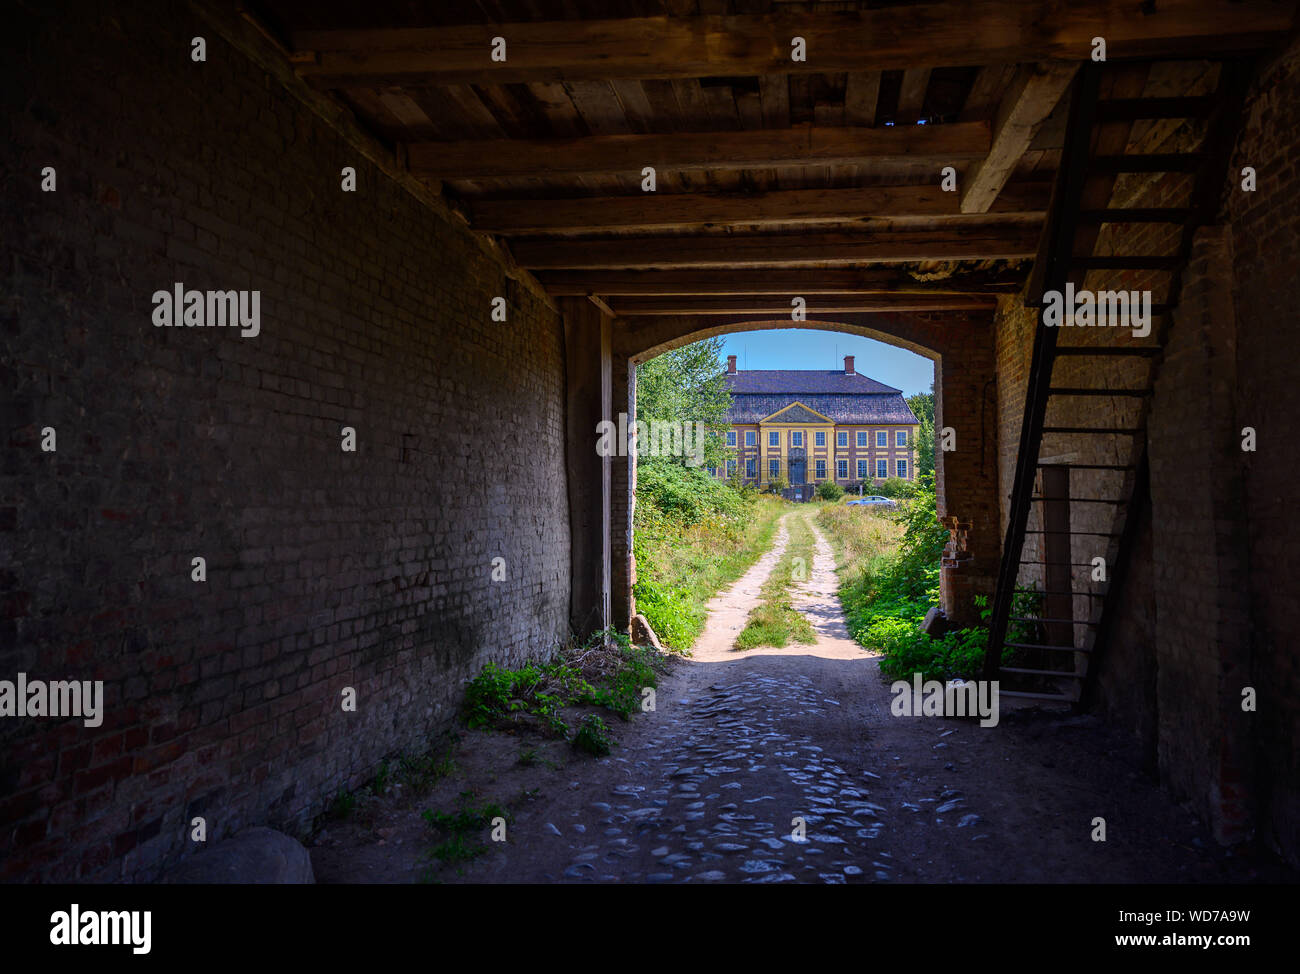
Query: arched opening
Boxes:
[
  {"xmin": 627, "ymin": 323, "xmax": 936, "ymax": 657},
  {"xmin": 605, "ymin": 312, "xmax": 1001, "ymax": 642}
]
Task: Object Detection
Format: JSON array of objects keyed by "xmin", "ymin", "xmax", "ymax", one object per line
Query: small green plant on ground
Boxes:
[
  {"xmin": 318, "ymin": 734, "xmax": 459, "ymax": 836},
  {"xmin": 734, "ymin": 511, "xmax": 819, "ymax": 650},
  {"xmin": 420, "ymin": 791, "xmax": 512, "ymax": 879},
  {"xmin": 573, "ymin": 713, "xmax": 613, "ymax": 756},
  {"xmin": 460, "ymin": 628, "xmax": 668, "ymax": 750}
]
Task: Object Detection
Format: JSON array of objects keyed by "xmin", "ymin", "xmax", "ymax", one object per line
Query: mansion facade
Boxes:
[{"xmin": 711, "ymin": 356, "xmax": 920, "ymax": 489}]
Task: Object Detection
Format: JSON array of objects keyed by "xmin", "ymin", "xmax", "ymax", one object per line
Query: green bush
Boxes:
[
  {"xmin": 815, "ymin": 480, "xmax": 844, "ymax": 500},
  {"xmin": 874, "ymin": 476, "xmax": 917, "ymax": 499},
  {"xmin": 573, "ymin": 714, "xmax": 613, "ymax": 756},
  {"xmin": 827, "ymin": 475, "xmax": 1018, "ymax": 682},
  {"xmin": 635, "ymin": 460, "xmax": 748, "ymax": 525}
]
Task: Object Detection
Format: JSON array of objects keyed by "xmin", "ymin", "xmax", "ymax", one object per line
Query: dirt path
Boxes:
[{"xmin": 310, "ymin": 507, "xmax": 1293, "ymax": 884}]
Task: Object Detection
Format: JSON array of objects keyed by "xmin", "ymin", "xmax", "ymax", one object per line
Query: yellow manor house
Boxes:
[{"xmin": 712, "ymin": 355, "xmax": 919, "ymax": 493}]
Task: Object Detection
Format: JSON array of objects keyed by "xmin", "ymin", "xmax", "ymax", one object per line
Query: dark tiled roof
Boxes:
[
  {"xmin": 725, "ymin": 370, "xmax": 902, "ymax": 395},
  {"xmin": 729, "ymin": 393, "xmax": 919, "ymax": 425}
]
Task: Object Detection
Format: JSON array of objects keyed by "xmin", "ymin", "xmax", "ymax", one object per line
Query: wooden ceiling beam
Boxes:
[
  {"xmin": 535, "ymin": 267, "xmax": 1027, "ymax": 296},
  {"xmin": 608, "ymin": 294, "xmax": 998, "ymax": 315},
  {"xmin": 511, "ymin": 226, "xmax": 1041, "ymax": 269},
  {"xmin": 290, "ymin": 1, "xmax": 1297, "ymax": 87},
  {"xmin": 469, "ymin": 181, "xmax": 1049, "ymax": 233},
  {"xmin": 408, "ymin": 121, "xmax": 989, "ymax": 179},
  {"xmin": 961, "ymin": 61, "xmax": 1079, "ymax": 213}
]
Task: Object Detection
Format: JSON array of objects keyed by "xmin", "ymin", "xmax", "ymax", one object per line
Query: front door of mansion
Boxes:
[{"xmin": 788, "ymin": 447, "xmax": 806, "ymax": 485}]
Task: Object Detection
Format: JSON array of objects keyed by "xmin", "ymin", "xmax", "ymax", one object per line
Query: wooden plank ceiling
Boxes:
[{"xmin": 256, "ymin": 0, "xmax": 1296, "ymax": 318}]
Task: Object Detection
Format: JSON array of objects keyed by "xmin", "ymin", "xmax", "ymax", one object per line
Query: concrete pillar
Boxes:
[{"xmin": 561, "ymin": 298, "xmax": 613, "ymax": 640}]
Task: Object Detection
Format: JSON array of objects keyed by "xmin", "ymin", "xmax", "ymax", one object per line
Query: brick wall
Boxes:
[
  {"xmin": 993, "ymin": 43, "xmax": 1300, "ymax": 865},
  {"xmin": 1220, "ymin": 36, "xmax": 1300, "ymax": 863},
  {"xmin": 1, "ymin": 1, "xmax": 569, "ymax": 880}
]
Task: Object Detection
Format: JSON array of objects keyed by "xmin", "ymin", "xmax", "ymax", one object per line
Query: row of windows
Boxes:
[
  {"xmin": 715, "ymin": 458, "xmax": 910, "ymax": 480},
  {"xmin": 726, "ymin": 429, "xmax": 910, "ymax": 448}
]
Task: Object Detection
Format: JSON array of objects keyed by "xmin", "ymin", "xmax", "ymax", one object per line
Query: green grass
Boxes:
[
  {"xmin": 734, "ymin": 510, "xmax": 819, "ymax": 650},
  {"xmin": 815, "ymin": 478, "xmax": 1042, "ymax": 681},
  {"xmin": 634, "ymin": 491, "xmax": 786, "ymax": 651}
]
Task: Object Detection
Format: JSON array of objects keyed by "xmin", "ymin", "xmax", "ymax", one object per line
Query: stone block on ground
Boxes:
[{"xmin": 163, "ymin": 827, "xmax": 315, "ymax": 884}]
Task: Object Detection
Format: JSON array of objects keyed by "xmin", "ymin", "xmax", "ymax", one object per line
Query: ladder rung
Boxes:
[
  {"xmin": 1009, "ymin": 617, "xmax": 1097, "ymax": 626},
  {"xmin": 1093, "ymin": 96, "xmax": 1215, "ymax": 121},
  {"xmin": 1069, "ymin": 256, "xmax": 1180, "ymax": 270},
  {"xmin": 1090, "ymin": 153, "xmax": 1203, "ymax": 173},
  {"xmin": 1017, "ymin": 561, "xmax": 1108, "ymax": 568},
  {"xmin": 1077, "ymin": 208, "xmax": 1192, "ymax": 224},
  {"xmin": 1014, "ymin": 589, "xmax": 1104, "ymax": 597},
  {"xmin": 1030, "ymin": 496, "xmax": 1126, "ymax": 504},
  {"xmin": 1048, "ymin": 387, "xmax": 1153, "ymax": 397},
  {"xmin": 999, "ymin": 689, "xmax": 1080, "ymax": 702},
  {"xmin": 1041, "ymin": 426, "xmax": 1143, "ymax": 435},
  {"xmin": 1005, "ymin": 642, "xmax": 1090, "ymax": 652},
  {"xmin": 1000, "ymin": 666, "xmax": 1084, "ymax": 678},
  {"xmin": 1053, "ymin": 346, "xmax": 1160, "ymax": 356},
  {"xmin": 1038, "ymin": 463, "xmax": 1135, "ymax": 470}
]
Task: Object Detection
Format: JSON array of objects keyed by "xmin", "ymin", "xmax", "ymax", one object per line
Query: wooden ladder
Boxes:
[{"xmin": 982, "ymin": 56, "xmax": 1254, "ymax": 706}]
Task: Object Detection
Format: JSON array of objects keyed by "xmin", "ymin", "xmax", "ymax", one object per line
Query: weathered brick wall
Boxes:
[
  {"xmin": 993, "ymin": 44, "xmax": 1300, "ymax": 864},
  {"xmin": 1, "ymin": 2, "xmax": 569, "ymax": 880},
  {"xmin": 1220, "ymin": 36, "xmax": 1300, "ymax": 863}
]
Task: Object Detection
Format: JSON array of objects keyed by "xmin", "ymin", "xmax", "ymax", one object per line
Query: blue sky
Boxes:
[{"xmin": 717, "ymin": 329, "xmax": 935, "ymax": 398}]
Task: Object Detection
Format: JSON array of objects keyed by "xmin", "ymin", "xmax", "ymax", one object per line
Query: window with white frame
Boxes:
[
  {"xmin": 769, "ymin": 431, "xmax": 780, "ymax": 447},
  {"xmin": 896, "ymin": 430, "xmax": 907, "ymax": 447},
  {"xmin": 856, "ymin": 431, "xmax": 867, "ymax": 447},
  {"xmin": 727, "ymin": 430, "xmax": 736, "ymax": 447},
  {"xmin": 837, "ymin": 431, "xmax": 848, "ymax": 448},
  {"xmin": 815, "ymin": 431, "xmax": 826, "ymax": 447},
  {"xmin": 836, "ymin": 459, "xmax": 849, "ymax": 479},
  {"xmin": 875, "ymin": 430, "xmax": 887, "ymax": 447},
  {"xmin": 896, "ymin": 458, "xmax": 908, "ymax": 479},
  {"xmin": 745, "ymin": 430, "xmax": 756, "ymax": 446},
  {"xmin": 727, "ymin": 459, "xmax": 737, "ymax": 478},
  {"xmin": 815, "ymin": 459, "xmax": 826, "ymax": 480},
  {"xmin": 792, "ymin": 431, "xmax": 803, "ymax": 447},
  {"xmin": 857, "ymin": 459, "xmax": 868, "ymax": 480},
  {"xmin": 769, "ymin": 458, "xmax": 780, "ymax": 479},
  {"xmin": 746, "ymin": 457, "xmax": 756, "ymax": 478},
  {"xmin": 876, "ymin": 459, "xmax": 888, "ymax": 479}
]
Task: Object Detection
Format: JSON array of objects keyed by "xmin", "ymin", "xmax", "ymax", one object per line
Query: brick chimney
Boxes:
[
  {"xmin": 844, "ymin": 355, "xmax": 855, "ymax": 375},
  {"xmin": 727, "ymin": 355, "xmax": 737, "ymax": 375}
]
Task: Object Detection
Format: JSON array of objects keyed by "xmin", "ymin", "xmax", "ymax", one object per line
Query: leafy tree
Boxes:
[
  {"xmin": 906, "ymin": 385, "xmax": 936, "ymax": 480},
  {"xmin": 636, "ymin": 337, "xmax": 733, "ymax": 470}
]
